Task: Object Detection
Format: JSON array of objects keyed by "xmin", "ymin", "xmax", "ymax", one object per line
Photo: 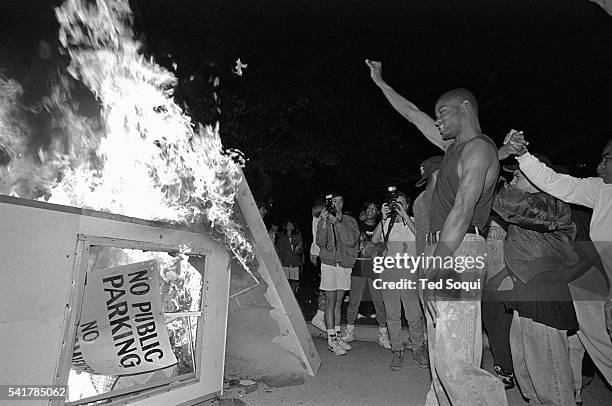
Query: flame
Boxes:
[{"xmin": 0, "ymin": 0, "xmax": 253, "ymax": 268}]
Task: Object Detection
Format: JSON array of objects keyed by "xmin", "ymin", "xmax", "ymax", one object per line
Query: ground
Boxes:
[{"xmin": 205, "ymin": 336, "xmax": 611, "ymax": 406}]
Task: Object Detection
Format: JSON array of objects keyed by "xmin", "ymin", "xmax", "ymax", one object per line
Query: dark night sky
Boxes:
[{"xmin": 1, "ymin": 0, "xmax": 611, "ymax": 225}]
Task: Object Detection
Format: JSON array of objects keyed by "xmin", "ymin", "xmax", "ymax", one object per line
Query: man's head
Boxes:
[
  {"xmin": 416, "ymin": 155, "xmax": 444, "ymax": 187},
  {"xmin": 331, "ymin": 193, "xmax": 344, "ymax": 213},
  {"xmin": 434, "ymin": 88, "xmax": 479, "ymax": 140},
  {"xmin": 509, "ymin": 169, "xmax": 540, "ymax": 193},
  {"xmin": 505, "ymin": 153, "xmax": 553, "ymax": 193},
  {"xmin": 597, "ymin": 138, "xmax": 612, "ymax": 184}
]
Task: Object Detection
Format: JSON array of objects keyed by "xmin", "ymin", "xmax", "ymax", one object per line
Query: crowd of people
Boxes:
[
  {"xmin": 261, "ymin": 60, "xmax": 612, "ymax": 406},
  {"xmin": 257, "ymin": 59, "xmax": 612, "ymax": 406}
]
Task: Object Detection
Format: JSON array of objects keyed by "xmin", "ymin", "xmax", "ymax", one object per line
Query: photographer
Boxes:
[
  {"xmin": 373, "ymin": 189, "xmax": 428, "ymax": 371},
  {"xmin": 316, "ymin": 192, "xmax": 360, "ymax": 355}
]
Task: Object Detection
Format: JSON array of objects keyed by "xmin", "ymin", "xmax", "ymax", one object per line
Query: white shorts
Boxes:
[
  {"xmin": 283, "ymin": 266, "xmax": 300, "ymax": 280},
  {"xmin": 320, "ymin": 263, "xmax": 352, "ymax": 291}
]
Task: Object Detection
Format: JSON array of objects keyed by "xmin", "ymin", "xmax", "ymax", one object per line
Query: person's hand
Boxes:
[
  {"xmin": 328, "ymin": 211, "xmax": 340, "ymax": 225},
  {"xmin": 309, "ymin": 254, "xmax": 318, "ymax": 267},
  {"xmin": 321, "ymin": 208, "xmax": 330, "ymax": 220},
  {"xmin": 365, "ymin": 59, "xmax": 383, "ymax": 85},
  {"xmin": 395, "ymin": 201, "xmax": 408, "ymax": 222},
  {"xmin": 503, "ymin": 129, "xmax": 529, "ymax": 156},
  {"xmin": 381, "ymin": 203, "xmax": 391, "ymax": 220},
  {"xmin": 497, "ymin": 142, "xmax": 514, "ymax": 160}
]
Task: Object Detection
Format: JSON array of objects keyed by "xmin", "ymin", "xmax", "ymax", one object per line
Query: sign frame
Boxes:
[{"xmin": 52, "ymin": 235, "xmax": 210, "ymax": 406}]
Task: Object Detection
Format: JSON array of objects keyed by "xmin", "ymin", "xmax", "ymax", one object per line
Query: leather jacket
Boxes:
[{"xmin": 493, "ymin": 186, "xmax": 579, "ymax": 284}]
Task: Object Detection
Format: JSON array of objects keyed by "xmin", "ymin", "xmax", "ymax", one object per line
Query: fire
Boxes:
[{"xmin": 0, "ymin": 0, "xmax": 253, "ymax": 267}]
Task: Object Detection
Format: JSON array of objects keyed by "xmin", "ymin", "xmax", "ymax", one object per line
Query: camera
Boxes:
[
  {"xmin": 385, "ymin": 186, "xmax": 399, "ymax": 217},
  {"xmin": 325, "ymin": 194, "xmax": 337, "ymax": 217}
]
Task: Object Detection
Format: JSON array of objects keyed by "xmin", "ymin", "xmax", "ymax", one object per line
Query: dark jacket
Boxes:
[
  {"xmin": 316, "ymin": 214, "xmax": 360, "ymax": 268},
  {"xmin": 493, "ymin": 187, "xmax": 579, "ymax": 284},
  {"xmin": 276, "ymin": 232, "xmax": 304, "ymax": 268},
  {"xmin": 493, "ymin": 186, "xmax": 580, "ymax": 330}
]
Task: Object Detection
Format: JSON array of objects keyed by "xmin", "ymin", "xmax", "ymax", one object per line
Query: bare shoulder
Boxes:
[{"xmin": 461, "ymin": 137, "xmax": 497, "ymax": 166}]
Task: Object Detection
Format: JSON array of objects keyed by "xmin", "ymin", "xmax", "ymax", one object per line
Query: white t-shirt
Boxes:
[{"xmin": 381, "ymin": 217, "xmax": 416, "ymax": 256}]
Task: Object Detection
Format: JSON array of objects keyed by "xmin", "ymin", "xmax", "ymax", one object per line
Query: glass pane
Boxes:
[{"xmin": 67, "ymin": 246, "xmax": 205, "ymax": 404}]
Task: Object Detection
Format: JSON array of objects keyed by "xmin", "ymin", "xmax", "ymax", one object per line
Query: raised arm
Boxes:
[
  {"xmin": 365, "ymin": 59, "xmax": 451, "ymax": 151},
  {"xmin": 500, "ymin": 131, "xmax": 600, "ymax": 208},
  {"xmin": 517, "ymin": 153, "xmax": 600, "ymax": 209},
  {"xmin": 433, "ymin": 139, "xmax": 494, "ymax": 260}
]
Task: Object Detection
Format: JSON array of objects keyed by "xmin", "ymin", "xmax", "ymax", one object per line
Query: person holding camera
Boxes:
[
  {"xmin": 373, "ymin": 189, "xmax": 429, "ymax": 371},
  {"xmin": 316, "ymin": 192, "xmax": 360, "ymax": 355}
]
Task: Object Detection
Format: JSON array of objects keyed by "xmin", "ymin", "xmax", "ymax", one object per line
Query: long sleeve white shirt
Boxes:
[{"xmin": 518, "ymin": 152, "xmax": 612, "ymax": 296}]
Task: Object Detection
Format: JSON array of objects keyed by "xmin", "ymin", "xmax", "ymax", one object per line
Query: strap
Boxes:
[{"xmin": 380, "ymin": 217, "xmax": 396, "ymax": 252}]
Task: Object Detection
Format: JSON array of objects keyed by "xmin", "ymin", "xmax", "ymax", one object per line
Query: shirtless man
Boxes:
[{"xmin": 366, "ymin": 60, "xmax": 507, "ymax": 406}]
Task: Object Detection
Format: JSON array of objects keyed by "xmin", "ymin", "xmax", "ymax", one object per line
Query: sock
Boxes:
[
  {"xmin": 335, "ymin": 325, "xmax": 341, "ymax": 336},
  {"xmin": 327, "ymin": 329, "xmax": 336, "ymax": 345},
  {"xmin": 346, "ymin": 324, "xmax": 355, "ymax": 333},
  {"xmin": 313, "ymin": 310, "xmax": 324, "ymax": 320},
  {"xmin": 379, "ymin": 327, "xmax": 388, "ymax": 334}
]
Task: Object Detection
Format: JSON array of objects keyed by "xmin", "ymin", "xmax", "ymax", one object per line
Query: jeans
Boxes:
[
  {"xmin": 424, "ymin": 233, "xmax": 508, "ymax": 406},
  {"xmin": 569, "ymin": 266, "xmax": 612, "ymax": 386},
  {"xmin": 510, "ymin": 311, "xmax": 574, "ymax": 406},
  {"xmin": 568, "ymin": 334, "xmax": 584, "ymax": 401},
  {"xmin": 346, "ymin": 276, "xmax": 387, "ymax": 327},
  {"xmin": 381, "ymin": 279, "xmax": 424, "ymax": 351}
]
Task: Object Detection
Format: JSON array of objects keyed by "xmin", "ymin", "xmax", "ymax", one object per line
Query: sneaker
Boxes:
[
  {"xmin": 328, "ymin": 339, "xmax": 347, "ymax": 356},
  {"xmin": 494, "ymin": 365, "xmax": 515, "ymax": 390},
  {"xmin": 337, "ymin": 338, "xmax": 352, "ymax": 351},
  {"xmin": 412, "ymin": 346, "xmax": 429, "ymax": 369},
  {"xmin": 357, "ymin": 313, "xmax": 365, "ymax": 319},
  {"xmin": 342, "ymin": 330, "xmax": 354, "ymax": 343},
  {"xmin": 311, "ymin": 317, "xmax": 326, "ymax": 333},
  {"xmin": 389, "ymin": 350, "xmax": 405, "ymax": 371},
  {"xmin": 378, "ymin": 332, "xmax": 391, "ymax": 349},
  {"xmin": 370, "ymin": 313, "xmax": 377, "ymax": 318}
]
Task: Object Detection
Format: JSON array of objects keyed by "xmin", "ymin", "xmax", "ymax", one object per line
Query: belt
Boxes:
[{"xmin": 426, "ymin": 225, "xmax": 480, "ymax": 245}]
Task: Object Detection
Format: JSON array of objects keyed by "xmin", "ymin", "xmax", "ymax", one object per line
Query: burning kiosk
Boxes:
[
  {"xmin": 0, "ymin": 0, "xmax": 319, "ymax": 403},
  {"xmin": 0, "ymin": 194, "xmax": 232, "ymax": 404},
  {"xmin": 0, "ymin": 172, "xmax": 320, "ymax": 405}
]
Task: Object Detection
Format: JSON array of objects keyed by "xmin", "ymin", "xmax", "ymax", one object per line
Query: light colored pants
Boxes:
[
  {"xmin": 346, "ymin": 276, "xmax": 387, "ymax": 327},
  {"xmin": 510, "ymin": 311, "xmax": 574, "ymax": 406},
  {"xmin": 424, "ymin": 234, "xmax": 507, "ymax": 406},
  {"xmin": 381, "ymin": 282, "xmax": 423, "ymax": 351},
  {"xmin": 568, "ymin": 334, "xmax": 584, "ymax": 402},
  {"xmin": 424, "ymin": 301, "xmax": 507, "ymax": 406},
  {"xmin": 569, "ymin": 266, "xmax": 612, "ymax": 386}
]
